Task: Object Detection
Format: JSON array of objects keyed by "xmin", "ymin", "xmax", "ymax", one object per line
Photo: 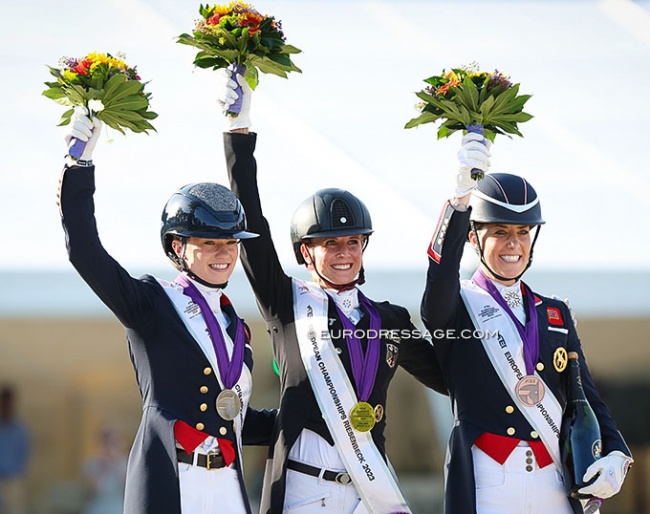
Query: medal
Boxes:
[
  {"xmin": 216, "ymin": 389, "xmax": 241, "ymax": 420},
  {"xmin": 350, "ymin": 401, "xmax": 375, "ymax": 432},
  {"xmin": 553, "ymin": 347, "xmax": 568, "ymax": 373},
  {"xmin": 374, "ymin": 404, "xmax": 384, "ymax": 423},
  {"xmin": 515, "ymin": 375, "xmax": 546, "ymax": 406}
]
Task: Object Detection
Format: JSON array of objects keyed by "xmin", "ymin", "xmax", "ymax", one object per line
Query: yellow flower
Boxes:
[{"xmin": 63, "ymin": 69, "xmax": 78, "ymax": 81}]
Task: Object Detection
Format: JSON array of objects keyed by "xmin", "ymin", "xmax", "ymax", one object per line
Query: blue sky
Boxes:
[{"xmin": 2, "ymin": 0, "xmax": 649, "ymax": 272}]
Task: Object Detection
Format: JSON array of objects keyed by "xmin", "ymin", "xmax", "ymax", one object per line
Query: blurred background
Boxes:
[{"xmin": 1, "ymin": 0, "xmax": 650, "ymax": 512}]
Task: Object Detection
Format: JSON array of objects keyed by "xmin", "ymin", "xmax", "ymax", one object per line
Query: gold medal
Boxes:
[
  {"xmin": 350, "ymin": 402, "xmax": 375, "ymax": 432},
  {"xmin": 374, "ymin": 404, "xmax": 384, "ymax": 423},
  {"xmin": 515, "ymin": 375, "xmax": 546, "ymax": 406},
  {"xmin": 216, "ymin": 389, "xmax": 241, "ymax": 420},
  {"xmin": 553, "ymin": 347, "xmax": 568, "ymax": 373}
]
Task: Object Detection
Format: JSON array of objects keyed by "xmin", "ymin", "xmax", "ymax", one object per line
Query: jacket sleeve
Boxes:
[
  {"xmin": 59, "ymin": 165, "xmax": 159, "ymax": 328},
  {"xmin": 242, "ymin": 407, "xmax": 278, "ymax": 446},
  {"xmin": 224, "ymin": 132, "xmax": 293, "ymax": 321},
  {"xmin": 420, "ymin": 201, "xmax": 471, "ymax": 337},
  {"xmin": 567, "ymin": 306, "xmax": 632, "ymax": 457},
  {"xmin": 394, "ymin": 306, "xmax": 448, "ymax": 395}
]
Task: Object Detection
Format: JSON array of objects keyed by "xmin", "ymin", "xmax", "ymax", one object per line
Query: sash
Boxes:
[
  {"xmin": 460, "ymin": 279, "xmax": 563, "ymax": 471},
  {"xmin": 292, "ymin": 278, "xmax": 411, "ymax": 514},
  {"xmin": 158, "ymin": 278, "xmax": 250, "ymax": 461}
]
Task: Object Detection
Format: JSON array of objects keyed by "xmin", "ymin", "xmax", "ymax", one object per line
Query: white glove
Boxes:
[
  {"xmin": 551, "ymin": 295, "xmax": 578, "ymax": 327},
  {"xmin": 64, "ymin": 105, "xmax": 102, "ymax": 162},
  {"xmin": 215, "ymin": 67, "xmax": 252, "ymax": 130},
  {"xmin": 578, "ymin": 451, "xmax": 633, "ymax": 499},
  {"xmin": 455, "ymin": 131, "xmax": 491, "ymax": 198}
]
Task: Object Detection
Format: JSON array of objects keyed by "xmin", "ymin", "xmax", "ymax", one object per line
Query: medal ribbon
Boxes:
[
  {"xmin": 472, "ymin": 269, "xmax": 539, "ymax": 375},
  {"xmin": 328, "ymin": 290, "xmax": 381, "ymax": 402},
  {"xmin": 175, "ymin": 274, "xmax": 245, "ymax": 388}
]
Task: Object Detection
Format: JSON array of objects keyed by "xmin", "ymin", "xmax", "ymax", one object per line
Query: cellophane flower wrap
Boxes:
[
  {"xmin": 43, "ymin": 52, "xmax": 158, "ymax": 136},
  {"xmin": 177, "ymin": 2, "xmax": 301, "ymax": 113},
  {"xmin": 405, "ymin": 64, "xmax": 533, "ymax": 179}
]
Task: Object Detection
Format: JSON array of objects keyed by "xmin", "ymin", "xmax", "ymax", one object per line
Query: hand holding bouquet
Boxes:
[
  {"xmin": 43, "ymin": 52, "xmax": 157, "ymax": 159},
  {"xmin": 177, "ymin": 2, "xmax": 301, "ymax": 114},
  {"xmin": 405, "ymin": 63, "xmax": 532, "ymax": 179}
]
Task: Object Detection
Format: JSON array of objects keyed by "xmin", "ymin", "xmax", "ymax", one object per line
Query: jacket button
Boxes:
[
  {"xmin": 536, "ymin": 362, "xmax": 545, "ymax": 371},
  {"xmin": 505, "ymin": 405, "xmax": 514, "ymax": 414},
  {"xmin": 506, "ymin": 427, "xmax": 516, "ymax": 436},
  {"xmin": 200, "ymin": 386, "xmax": 208, "ymax": 394},
  {"xmin": 203, "ymin": 367, "xmax": 212, "ymax": 375},
  {"xmin": 195, "ymin": 423, "xmax": 205, "ymax": 431},
  {"xmin": 200, "ymin": 403, "xmax": 208, "ymax": 412},
  {"xmin": 219, "ymin": 427, "xmax": 227, "ymax": 435},
  {"xmin": 526, "ymin": 465, "xmax": 533, "ymax": 472},
  {"xmin": 530, "ymin": 431, "xmax": 539, "ymax": 439}
]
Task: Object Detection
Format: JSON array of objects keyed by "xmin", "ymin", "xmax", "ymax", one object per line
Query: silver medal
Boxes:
[{"xmin": 216, "ymin": 389, "xmax": 241, "ymax": 420}]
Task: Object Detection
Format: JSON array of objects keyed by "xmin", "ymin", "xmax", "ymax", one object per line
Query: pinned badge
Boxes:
[
  {"xmin": 547, "ymin": 307, "xmax": 564, "ymax": 326},
  {"xmin": 553, "ymin": 347, "xmax": 568, "ymax": 373}
]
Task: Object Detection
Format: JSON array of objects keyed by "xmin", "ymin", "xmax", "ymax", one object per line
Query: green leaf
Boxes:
[
  {"xmin": 101, "ymin": 74, "xmax": 129, "ymax": 101},
  {"xmin": 105, "ymin": 96, "xmax": 149, "ymax": 112},
  {"xmin": 57, "ymin": 109, "xmax": 74, "ymax": 126},
  {"xmin": 404, "ymin": 111, "xmax": 441, "ymax": 128},
  {"xmin": 282, "ymin": 44, "xmax": 302, "ymax": 54},
  {"xmin": 479, "ymin": 95, "xmax": 496, "ymax": 118},
  {"xmin": 42, "ymin": 87, "xmax": 67, "ymax": 101},
  {"xmin": 102, "ymin": 79, "xmax": 143, "ymax": 105}
]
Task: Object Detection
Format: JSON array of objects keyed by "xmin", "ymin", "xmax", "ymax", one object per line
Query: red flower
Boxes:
[
  {"xmin": 73, "ymin": 58, "xmax": 93, "ymax": 76},
  {"xmin": 206, "ymin": 13, "xmax": 221, "ymax": 25}
]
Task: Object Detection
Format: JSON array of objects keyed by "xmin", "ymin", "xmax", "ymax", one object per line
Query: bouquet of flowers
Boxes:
[
  {"xmin": 177, "ymin": 2, "xmax": 301, "ymax": 114},
  {"xmin": 405, "ymin": 64, "xmax": 532, "ymax": 179},
  {"xmin": 42, "ymin": 52, "xmax": 157, "ymax": 159}
]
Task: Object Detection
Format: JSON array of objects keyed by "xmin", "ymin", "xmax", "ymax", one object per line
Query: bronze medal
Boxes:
[
  {"xmin": 515, "ymin": 375, "xmax": 546, "ymax": 406},
  {"xmin": 350, "ymin": 402, "xmax": 375, "ymax": 432},
  {"xmin": 374, "ymin": 404, "xmax": 384, "ymax": 423},
  {"xmin": 216, "ymin": 389, "xmax": 241, "ymax": 420},
  {"xmin": 553, "ymin": 347, "xmax": 568, "ymax": 373}
]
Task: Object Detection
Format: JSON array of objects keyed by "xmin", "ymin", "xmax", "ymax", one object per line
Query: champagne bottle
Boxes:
[{"xmin": 560, "ymin": 351, "xmax": 603, "ymax": 499}]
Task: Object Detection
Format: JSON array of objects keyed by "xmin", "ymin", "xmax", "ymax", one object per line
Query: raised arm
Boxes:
[
  {"xmin": 217, "ymin": 70, "xmax": 293, "ymax": 320},
  {"xmin": 58, "ymin": 107, "xmax": 159, "ymax": 328},
  {"xmin": 420, "ymin": 131, "xmax": 491, "ymax": 333}
]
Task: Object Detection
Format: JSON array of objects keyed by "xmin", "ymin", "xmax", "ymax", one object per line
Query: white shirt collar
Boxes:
[{"xmin": 324, "ymin": 287, "xmax": 362, "ymax": 324}]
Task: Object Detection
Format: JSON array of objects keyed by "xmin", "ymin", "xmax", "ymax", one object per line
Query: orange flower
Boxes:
[
  {"xmin": 240, "ymin": 11, "xmax": 263, "ymax": 34},
  {"xmin": 436, "ymin": 78, "xmax": 460, "ymax": 96}
]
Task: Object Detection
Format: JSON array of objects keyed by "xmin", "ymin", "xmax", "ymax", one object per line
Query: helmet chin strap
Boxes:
[
  {"xmin": 175, "ymin": 239, "xmax": 228, "ymax": 289},
  {"xmin": 470, "ymin": 222, "xmax": 541, "ymax": 284},
  {"xmin": 304, "ymin": 246, "xmax": 366, "ymax": 292}
]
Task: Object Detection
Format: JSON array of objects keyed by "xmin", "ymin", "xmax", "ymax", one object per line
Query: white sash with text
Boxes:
[
  {"xmin": 292, "ymin": 279, "xmax": 411, "ymax": 514},
  {"xmin": 460, "ymin": 279, "xmax": 563, "ymax": 471}
]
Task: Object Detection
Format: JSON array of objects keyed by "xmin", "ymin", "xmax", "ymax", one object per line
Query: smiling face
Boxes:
[
  {"xmin": 171, "ymin": 237, "xmax": 239, "ymax": 284},
  {"xmin": 470, "ymin": 223, "xmax": 532, "ymax": 285},
  {"xmin": 301, "ymin": 235, "xmax": 365, "ymax": 287}
]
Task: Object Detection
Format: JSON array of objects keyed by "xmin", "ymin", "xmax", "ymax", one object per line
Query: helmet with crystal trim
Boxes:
[{"xmin": 161, "ymin": 182, "xmax": 257, "ymax": 267}]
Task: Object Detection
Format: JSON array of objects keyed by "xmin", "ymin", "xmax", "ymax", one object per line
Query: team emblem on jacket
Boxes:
[
  {"xmin": 386, "ymin": 343, "xmax": 399, "ymax": 368},
  {"xmin": 515, "ymin": 376, "xmax": 546, "ymax": 406},
  {"xmin": 553, "ymin": 347, "xmax": 568, "ymax": 373},
  {"xmin": 546, "ymin": 307, "xmax": 564, "ymax": 326}
]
